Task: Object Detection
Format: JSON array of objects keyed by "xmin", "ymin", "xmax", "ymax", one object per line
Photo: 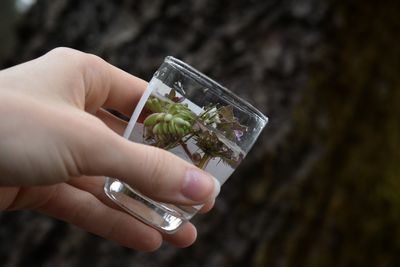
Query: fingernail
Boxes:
[{"xmin": 182, "ymin": 169, "xmax": 220, "ymax": 201}]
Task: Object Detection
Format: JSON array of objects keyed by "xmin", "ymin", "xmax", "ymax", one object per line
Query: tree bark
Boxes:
[{"xmin": 1, "ymin": 0, "xmax": 400, "ymax": 266}]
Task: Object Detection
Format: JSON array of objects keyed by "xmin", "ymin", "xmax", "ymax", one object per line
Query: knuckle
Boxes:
[
  {"xmin": 45, "ymin": 47, "xmax": 108, "ymax": 78},
  {"xmin": 46, "ymin": 47, "xmax": 78, "ymax": 57},
  {"xmin": 45, "ymin": 47, "xmax": 83, "ymax": 65},
  {"xmin": 78, "ymin": 52, "xmax": 106, "ymax": 71},
  {"xmin": 44, "ymin": 48, "xmax": 111, "ymax": 97},
  {"xmin": 76, "ymin": 53, "xmax": 111, "ymax": 97}
]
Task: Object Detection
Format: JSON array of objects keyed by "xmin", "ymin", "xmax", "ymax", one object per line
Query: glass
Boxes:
[{"xmin": 104, "ymin": 56, "xmax": 268, "ymax": 233}]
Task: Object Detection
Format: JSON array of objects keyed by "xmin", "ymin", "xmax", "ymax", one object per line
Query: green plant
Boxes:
[{"xmin": 142, "ymin": 90, "xmax": 246, "ymax": 169}]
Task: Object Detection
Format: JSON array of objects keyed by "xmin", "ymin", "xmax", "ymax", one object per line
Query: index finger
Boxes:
[
  {"xmin": 103, "ymin": 63, "xmax": 148, "ymax": 116},
  {"xmin": 80, "ymin": 51, "xmax": 148, "ymax": 117},
  {"xmin": 42, "ymin": 48, "xmax": 149, "ymax": 117}
]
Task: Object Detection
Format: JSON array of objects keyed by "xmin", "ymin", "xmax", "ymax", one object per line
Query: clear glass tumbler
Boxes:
[{"xmin": 104, "ymin": 56, "xmax": 268, "ymax": 233}]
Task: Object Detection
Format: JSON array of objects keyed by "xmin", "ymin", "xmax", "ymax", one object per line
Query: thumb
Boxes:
[{"xmin": 75, "ymin": 121, "xmax": 220, "ymax": 205}]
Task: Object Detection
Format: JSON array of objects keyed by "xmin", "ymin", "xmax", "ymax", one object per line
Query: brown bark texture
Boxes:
[{"xmin": 1, "ymin": 0, "xmax": 400, "ymax": 266}]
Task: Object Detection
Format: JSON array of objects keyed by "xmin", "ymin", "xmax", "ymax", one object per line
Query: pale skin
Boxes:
[{"xmin": 0, "ymin": 48, "xmax": 219, "ymax": 251}]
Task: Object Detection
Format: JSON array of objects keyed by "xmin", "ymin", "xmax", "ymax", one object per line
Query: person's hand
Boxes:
[{"xmin": 0, "ymin": 48, "xmax": 219, "ymax": 251}]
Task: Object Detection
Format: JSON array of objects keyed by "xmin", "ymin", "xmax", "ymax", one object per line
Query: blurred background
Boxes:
[{"xmin": 0, "ymin": 0, "xmax": 399, "ymax": 266}]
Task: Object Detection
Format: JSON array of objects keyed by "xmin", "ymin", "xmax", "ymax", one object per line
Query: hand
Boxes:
[{"xmin": 0, "ymin": 48, "xmax": 219, "ymax": 251}]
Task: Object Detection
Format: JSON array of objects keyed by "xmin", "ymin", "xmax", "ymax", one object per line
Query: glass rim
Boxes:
[{"xmin": 164, "ymin": 56, "xmax": 269, "ymax": 124}]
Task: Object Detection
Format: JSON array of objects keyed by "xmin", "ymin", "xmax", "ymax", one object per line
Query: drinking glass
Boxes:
[{"xmin": 104, "ymin": 56, "xmax": 268, "ymax": 233}]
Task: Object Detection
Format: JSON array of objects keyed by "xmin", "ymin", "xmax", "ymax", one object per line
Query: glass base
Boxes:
[{"xmin": 104, "ymin": 178, "xmax": 196, "ymax": 234}]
